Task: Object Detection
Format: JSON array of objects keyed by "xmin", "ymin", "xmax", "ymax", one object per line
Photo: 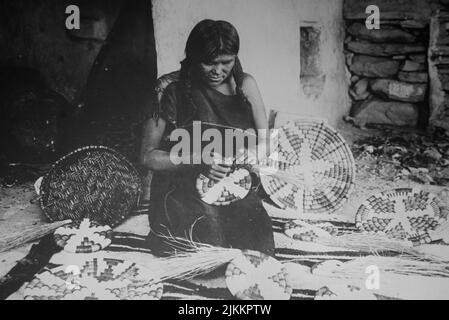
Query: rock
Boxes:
[
  {"xmin": 344, "ymin": 0, "xmax": 433, "ymax": 21},
  {"xmin": 370, "ymin": 79, "xmax": 427, "ymax": 102},
  {"xmin": 438, "ymin": 73, "xmax": 449, "ymax": 91},
  {"xmin": 350, "ymin": 78, "xmax": 370, "ymax": 100},
  {"xmin": 409, "ymin": 54, "xmax": 427, "ymax": 63},
  {"xmin": 350, "ymin": 75, "xmax": 360, "ymax": 83},
  {"xmin": 347, "ymin": 23, "xmax": 416, "ymax": 43},
  {"xmin": 346, "ymin": 98, "xmax": 419, "ymax": 128},
  {"xmin": 347, "ymin": 41, "xmax": 427, "ymax": 56},
  {"xmin": 438, "ymin": 67, "xmax": 449, "ymax": 74},
  {"xmin": 398, "ymin": 71, "xmax": 428, "ymax": 83},
  {"xmin": 424, "ymin": 147, "xmax": 443, "ymax": 161},
  {"xmin": 350, "ymin": 55, "xmax": 400, "ymax": 78},
  {"xmin": 345, "ymin": 52, "xmax": 354, "ymax": 66},
  {"xmin": 401, "ymin": 60, "xmax": 426, "ymax": 72}
]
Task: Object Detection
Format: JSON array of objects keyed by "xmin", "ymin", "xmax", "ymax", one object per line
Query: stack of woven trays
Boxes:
[
  {"xmin": 39, "ymin": 146, "xmax": 142, "ymax": 227},
  {"xmin": 261, "ymin": 119, "xmax": 355, "ymax": 214}
]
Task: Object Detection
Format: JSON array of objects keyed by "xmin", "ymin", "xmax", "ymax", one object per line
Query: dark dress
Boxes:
[{"xmin": 147, "ymin": 79, "xmax": 275, "ymax": 257}]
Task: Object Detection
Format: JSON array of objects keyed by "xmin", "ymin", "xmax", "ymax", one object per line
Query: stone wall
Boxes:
[{"xmin": 344, "ymin": 0, "xmax": 441, "ymax": 128}]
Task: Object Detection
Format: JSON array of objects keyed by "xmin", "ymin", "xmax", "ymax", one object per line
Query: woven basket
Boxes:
[
  {"xmin": 355, "ymin": 188, "xmax": 447, "ymax": 244},
  {"xmin": 23, "ymin": 257, "xmax": 162, "ymax": 300},
  {"xmin": 260, "ymin": 119, "xmax": 355, "ymax": 214},
  {"xmin": 40, "ymin": 146, "xmax": 141, "ymax": 227},
  {"xmin": 225, "ymin": 250, "xmax": 292, "ymax": 300}
]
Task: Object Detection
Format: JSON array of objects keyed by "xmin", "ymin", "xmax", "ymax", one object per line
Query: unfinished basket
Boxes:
[
  {"xmin": 225, "ymin": 250, "xmax": 292, "ymax": 300},
  {"xmin": 23, "ymin": 257, "xmax": 162, "ymax": 300},
  {"xmin": 40, "ymin": 146, "xmax": 141, "ymax": 227},
  {"xmin": 260, "ymin": 119, "xmax": 355, "ymax": 214},
  {"xmin": 355, "ymin": 188, "xmax": 447, "ymax": 244}
]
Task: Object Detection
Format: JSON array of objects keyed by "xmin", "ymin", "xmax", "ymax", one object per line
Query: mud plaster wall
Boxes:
[
  {"xmin": 0, "ymin": 0, "xmax": 123, "ymax": 104},
  {"xmin": 151, "ymin": 0, "xmax": 350, "ymax": 128}
]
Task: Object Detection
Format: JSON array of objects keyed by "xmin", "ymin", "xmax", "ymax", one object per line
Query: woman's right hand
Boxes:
[{"xmin": 203, "ymin": 162, "xmax": 232, "ymax": 182}]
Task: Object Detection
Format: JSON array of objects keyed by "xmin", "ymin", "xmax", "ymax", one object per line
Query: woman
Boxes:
[{"xmin": 140, "ymin": 19, "xmax": 274, "ymax": 256}]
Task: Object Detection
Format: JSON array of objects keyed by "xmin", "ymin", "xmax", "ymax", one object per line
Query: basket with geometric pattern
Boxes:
[
  {"xmin": 40, "ymin": 146, "xmax": 142, "ymax": 227},
  {"xmin": 225, "ymin": 250, "xmax": 292, "ymax": 300},
  {"xmin": 53, "ymin": 218, "xmax": 113, "ymax": 253},
  {"xmin": 23, "ymin": 256, "xmax": 163, "ymax": 300},
  {"xmin": 260, "ymin": 119, "xmax": 355, "ymax": 214},
  {"xmin": 355, "ymin": 188, "xmax": 447, "ymax": 244}
]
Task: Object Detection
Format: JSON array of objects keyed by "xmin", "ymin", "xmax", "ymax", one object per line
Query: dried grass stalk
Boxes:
[
  {"xmin": 0, "ymin": 219, "xmax": 72, "ymax": 253},
  {"xmin": 146, "ymin": 235, "xmax": 243, "ymax": 282},
  {"xmin": 323, "ymin": 255, "xmax": 449, "ymax": 279}
]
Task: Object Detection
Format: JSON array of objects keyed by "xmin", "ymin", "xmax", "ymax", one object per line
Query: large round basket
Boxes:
[
  {"xmin": 40, "ymin": 146, "xmax": 141, "ymax": 227},
  {"xmin": 260, "ymin": 119, "xmax": 355, "ymax": 214}
]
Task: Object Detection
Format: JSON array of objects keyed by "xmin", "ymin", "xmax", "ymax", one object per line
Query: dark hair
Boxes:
[{"xmin": 179, "ymin": 20, "xmax": 249, "ymax": 116}]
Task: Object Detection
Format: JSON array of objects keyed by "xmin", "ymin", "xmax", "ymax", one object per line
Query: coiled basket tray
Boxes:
[{"xmin": 260, "ymin": 119, "xmax": 355, "ymax": 215}]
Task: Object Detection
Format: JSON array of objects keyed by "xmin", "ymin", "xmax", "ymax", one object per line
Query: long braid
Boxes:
[
  {"xmin": 233, "ymin": 57, "xmax": 251, "ymax": 108},
  {"xmin": 179, "ymin": 60, "xmax": 198, "ymax": 120}
]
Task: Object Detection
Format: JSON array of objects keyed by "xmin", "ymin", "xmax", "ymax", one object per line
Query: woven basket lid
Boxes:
[
  {"xmin": 23, "ymin": 257, "xmax": 163, "ymax": 300},
  {"xmin": 260, "ymin": 119, "xmax": 355, "ymax": 214},
  {"xmin": 355, "ymin": 188, "xmax": 446, "ymax": 244},
  {"xmin": 40, "ymin": 146, "xmax": 141, "ymax": 227}
]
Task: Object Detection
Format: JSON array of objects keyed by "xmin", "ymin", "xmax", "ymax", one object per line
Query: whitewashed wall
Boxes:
[{"xmin": 151, "ymin": 0, "xmax": 350, "ymax": 127}]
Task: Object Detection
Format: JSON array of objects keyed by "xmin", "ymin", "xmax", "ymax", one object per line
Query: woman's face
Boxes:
[{"xmin": 198, "ymin": 54, "xmax": 236, "ymax": 87}]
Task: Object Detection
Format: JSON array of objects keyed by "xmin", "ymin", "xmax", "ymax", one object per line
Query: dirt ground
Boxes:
[{"xmin": 1, "ymin": 124, "xmax": 449, "ymax": 299}]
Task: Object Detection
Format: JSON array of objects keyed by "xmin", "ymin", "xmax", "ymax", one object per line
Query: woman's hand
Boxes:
[
  {"xmin": 202, "ymin": 155, "xmax": 233, "ymax": 182},
  {"xmin": 204, "ymin": 163, "xmax": 232, "ymax": 182}
]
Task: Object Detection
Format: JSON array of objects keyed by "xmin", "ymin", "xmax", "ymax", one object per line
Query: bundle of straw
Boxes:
[
  {"xmin": 314, "ymin": 233, "xmax": 423, "ymax": 257},
  {"xmin": 0, "ymin": 219, "xmax": 72, "ymax": 253},
  {"xmin": 315, "ymin": 255, "xmax": 449, "ymax": 279},
  {"xmin": 286, "ymin": 219, "xmax": 448, "ymax": 261},
  {"xmin": 142, "ymin": 235, "xmax": 244, "ymax": 282}
]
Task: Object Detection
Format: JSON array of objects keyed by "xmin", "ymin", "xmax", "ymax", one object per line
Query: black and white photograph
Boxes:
[{"xmin": 1, "ymin": 0, "xmax": 449, "ymax": 303}]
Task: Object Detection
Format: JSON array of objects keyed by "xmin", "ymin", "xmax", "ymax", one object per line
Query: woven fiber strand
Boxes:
[
  {"xmin": 355, "ymin": 188, "xmax": 447, "ymax": 244},
  {"xmin": 53, "ymin": 218, "xmax": 112, "ymax": 253},
  {"xmin": 23, "ymin": 257, "xmax": 163, "ymax": 300},
  {"xmin": 260, "ymin": 119, "xmax": 355, "ymax": 214},
  {"xmin": 225, "ymin": 250, "xmax": 292, "ymax": 300},
  {"xmin": 40, "ymin": 146, "xmax": 141, "ymax": 227}
]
